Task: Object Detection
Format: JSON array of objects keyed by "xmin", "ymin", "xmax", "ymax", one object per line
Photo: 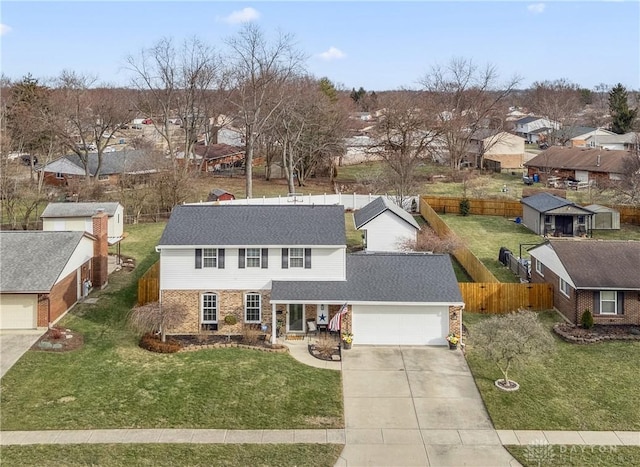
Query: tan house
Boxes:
[{"xmin": 467, "ymin": 130, "xmax": 525, "ymax": 171}]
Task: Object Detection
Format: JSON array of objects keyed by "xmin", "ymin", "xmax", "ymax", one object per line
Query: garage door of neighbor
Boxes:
[
  {"xmin": 351, "ymin": 305, "xmax": 448, "ymax": 346},
  {"xmin": 0, "ymin": 294, "xmax": 38, "ymax": 330}
]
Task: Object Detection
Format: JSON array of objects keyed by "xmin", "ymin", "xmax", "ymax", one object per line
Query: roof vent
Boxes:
[
  {"xmin": 96, "ymin": 208, "xmax": 105, "ymax": 213},
  {"xmin": 596, "ymin": 155, "xmax": 601, "ymax": 167}
]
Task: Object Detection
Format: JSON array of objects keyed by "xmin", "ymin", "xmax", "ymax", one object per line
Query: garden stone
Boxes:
[{"xmin": 38, "ymin": 341, "xmax": 53, "ymax": 349}]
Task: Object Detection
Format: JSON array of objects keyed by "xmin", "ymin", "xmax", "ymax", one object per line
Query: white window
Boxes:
[
  {"xmin": 203, "ymin": 248, "xmax": 217, "ymax": 268},
  {"xmin": 559, "ymin": 278, "xmax": 571, "ymax": 297},
  {"xmin": 289, "ymin": 248, "xmax": 304, "ymax": 268},
  {"xmin": 245, "ymin": 293, "xmax": 261, "ymax": 322},
  {"xmin": 98, "ymin": 174, "xmax": 109, "ymax": 181},
  {"xmin": 246, "ymin": 248, "xmax": 261, "ymax": 268},
  {"xmin": 55, "ymin": 172, "xmax": 64, "ymax": 179},
  {"xmin": 535, "ymin": 259, "xmax": 544, "ymax": 276},
  {"xmin": 201, "ymin": 293, "xmax": 218, "ymax": 330},
  {"xmin": 600, "ymin": 291, "xmax": 618, "ymax": 315}
]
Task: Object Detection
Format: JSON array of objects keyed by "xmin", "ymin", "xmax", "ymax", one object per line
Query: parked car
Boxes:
[
  {"xmin": 20, "ymin": 155, "xmax": 38, "ymax": 166},
  {"xmin": 142, "ymin": 118, "xmax": 153, "ymax": 125},
  {"xmin": 538, "ymin": 142, "xmax": 549, "ymax": 149}
]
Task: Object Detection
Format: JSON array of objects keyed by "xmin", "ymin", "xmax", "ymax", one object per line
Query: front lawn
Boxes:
[
  {"xmin": 0, "ymin": 444, "xmax": 344, "ymax": 467},
  {"xmin": 0, "ymin": 222, "xmax": 343, "ymax": 431},
  {"xmin": 464, "ymin": 311, "xmax": 640, "ymax": 431},
  {"xmin": 507, "ymin": 446, "xmax": 640, "ymax": 467}
]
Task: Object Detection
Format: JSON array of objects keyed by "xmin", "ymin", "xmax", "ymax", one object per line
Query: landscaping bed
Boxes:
[
  {"xmin": 171, "ymin": 334, "xmax": 288, "ymax": 353},
  {"xmin": 554, "ymin": 323, "xmax": 640, "ymax": 344},
  {"xmin": 31, "ymin": 326, "xmax": 83, "ymax": 352}
]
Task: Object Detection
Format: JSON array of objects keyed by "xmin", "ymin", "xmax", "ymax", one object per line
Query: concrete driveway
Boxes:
[
  {"xmin": 0, "ymin": 331, "xmax": 43, "ymax": 379},
  {"xmin": 337, "ymin": 346, "xmax": 520, "ymax": 466}
]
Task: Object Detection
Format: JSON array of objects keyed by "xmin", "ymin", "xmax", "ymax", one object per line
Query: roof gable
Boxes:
[
  {"xmin": 354, "ymin": 197, "xmax": 420, "ymax": 230},
  {"xmin": 545, "ymin": 240, "xmax": 640, "ymax": 289},
  {"xmin": 158, "ymin": 205, "xmax": 346, "ymax": 246},
  {"xmin": 0, "ymin": 231, "xmax": 86, "ymax": 292},
  {"xmin": 521, "ymin": 192, "xmax": 573, "ymax": 212}
]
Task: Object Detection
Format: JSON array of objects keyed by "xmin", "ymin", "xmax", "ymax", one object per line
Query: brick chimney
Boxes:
[{"xmin": 92, "ymin": 211, "xmax": 109, "ymax": 289}]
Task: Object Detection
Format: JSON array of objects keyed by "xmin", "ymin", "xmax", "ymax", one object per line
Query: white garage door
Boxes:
[
  {"xmin": 0, "ymin": 294, "xmax": 37, "ymax": 330},
  {"xmin": 352, "ymin": 304, "xmax": 448, "ymax": 346}
]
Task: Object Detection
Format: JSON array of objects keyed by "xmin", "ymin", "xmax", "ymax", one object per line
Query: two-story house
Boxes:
[
  {"xmin": 157, "ymin": 205, "xmax": 464, "ymax": 346},
  {"xmin": 514, "ymin": 116, "xmax": 560, "ymax": 143}
]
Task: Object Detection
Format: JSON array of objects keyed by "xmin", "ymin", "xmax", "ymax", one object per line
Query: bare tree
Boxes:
[
  {"xmin": 528, "ymin": 79, "xmax": 582, "ymax": 145},
  {"xmin": 367, "ymin": 90, "xmax": 439, "ymax": 206},
  {"xmin": 226, "ymin": 24, "xmax": 305, "ymax": 198},
  {"xmin": 50, "ymin": 72, "xmax": 134, "ymax": 182},
  {"xmin": 421, "ymin": 58, "xmax": 521, "ymax": 170},
  {"xmin": 608, "ymin": 141, "xmax": 640, "ymax": 207},
  {"xmin": 128, "ymin": 302, "xmax": 182, "ymax": 343},
  {"xmin": 398, "ymin": 227, "xmax": 464, "ymax": 253}
]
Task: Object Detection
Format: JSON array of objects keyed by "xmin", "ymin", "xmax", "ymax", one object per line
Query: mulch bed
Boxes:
[
  {"xmin": 554, "ymin": 323, "xmax": 640, "ymax": 344},
  {"xmin": 32, "ymin": 326, "xmax": 84, "ymax": 352},
  {"xmin": 308, "ymin": 341, "xmax": 342, "ymax": 361},
  {"xmin": 168, "ymin": 334, "xmax": 287, "ymax": 353}
]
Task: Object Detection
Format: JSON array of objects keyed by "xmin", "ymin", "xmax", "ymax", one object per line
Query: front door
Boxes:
[
  {"xmin": 288, "ymin": 304, "xmax": 304, "ymax": 332},
  {"xmin": 556, "ymin": 215, "xmax": 574, "ymax": 236}
]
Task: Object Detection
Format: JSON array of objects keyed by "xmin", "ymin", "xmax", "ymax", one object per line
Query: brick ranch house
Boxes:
[
  {"xmin": 0, "ymin": 213, "xmax": 109, "ymax": 330},
  {"xmin": 529, "ymin": 240, "xmax": 640, "ymax": 325},
  {"xmin": 156, "ymin": 205, "xmax": 464, "ymax": 346}
]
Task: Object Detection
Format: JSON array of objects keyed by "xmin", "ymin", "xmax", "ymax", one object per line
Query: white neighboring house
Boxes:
[
  {"xmin": 514, "ymin": 116, "xmax": 560, "ymax": 143},
  {"xmin": 41, "ymin": 202, "xmax": 124, "ymax": 246},
  {"xmin": 354, "ymin": 197, "xmax": 420, "ymax": 252},
  {"xmin": 582, "ymin": 132, "xmax": 638, "ymax": 151}
]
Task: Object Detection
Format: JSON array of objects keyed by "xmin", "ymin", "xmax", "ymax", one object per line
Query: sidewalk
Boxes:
[{"xmin": 1, "ymin": 428, "xmax": 638, "ymax": 446}]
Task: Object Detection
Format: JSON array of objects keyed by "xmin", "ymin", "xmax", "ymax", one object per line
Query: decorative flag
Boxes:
[{"xmin": 328, "ymin": 303, "xmax": 349, "ymax": 332}]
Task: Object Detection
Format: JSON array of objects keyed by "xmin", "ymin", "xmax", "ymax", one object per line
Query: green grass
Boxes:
[
  {"xmin": 0, "ymin": 444, "xmax": 344, "ymax": 467},
  {"xmin": 345, "ymin": 212, "xmax": 363, "ymax": 249},
  {"xmin": 0, "ymin": 222, "xmax": 343, "ymax": 431},
  {"xmin": 592, "ymin": 223, "xmax": 640, "ymax": 241},
  {"xmin": 439, "ymin": 214, "xmax": 542, "ymax": 282},
  {"xmin": 464, "ymin": 311, "xmax": 640, "ymax": 431},
  {"xmin": 507, "ymin": 446, "xmax": 640, "ymax": 467}
]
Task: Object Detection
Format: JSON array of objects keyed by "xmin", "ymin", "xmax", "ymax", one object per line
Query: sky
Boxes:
[{"xmin": 1, "ymin": 1, "xmax": 639, "ymax": 92}]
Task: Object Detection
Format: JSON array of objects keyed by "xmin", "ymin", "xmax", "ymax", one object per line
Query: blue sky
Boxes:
[{"xmin": 2, "ymin": 1, "xmax": 639, "ymax": 91}]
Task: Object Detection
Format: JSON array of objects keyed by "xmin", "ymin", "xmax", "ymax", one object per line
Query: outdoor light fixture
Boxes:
[{"xmin": 452, "ymin": 311, "xmax": 458, "ymax": 319}]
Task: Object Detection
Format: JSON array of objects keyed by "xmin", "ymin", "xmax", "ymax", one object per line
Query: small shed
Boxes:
[
  {"xmin": 207, "ymin": 188, "xmax": 235, "ymax": 202},
  {"xmin": 585, "ymin": 204, "xmax": 620, "ymax": 230}
]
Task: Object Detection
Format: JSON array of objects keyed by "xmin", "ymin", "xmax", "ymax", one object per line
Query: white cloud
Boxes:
[
  {"xmin": 0, "ymin": 24, "xmax": 12, "ymax": 36},
  {"xmin": 318, "ymin": 47, "xmax": 346, "ymax": 61},
  {"xmin": 527, "ymin": 3, "xmax": 546, "ymax": 14},
  {"xmin": 221, "ymin": 7, "xmax": 260, "ymax": 24}
]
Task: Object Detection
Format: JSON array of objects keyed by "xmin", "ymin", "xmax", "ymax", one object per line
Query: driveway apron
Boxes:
[
  {"xmin": 337, "ymin": 346, "xmax": 520, "ymax": 466},
  {"xmin": 0, "ymin": 331, "xmax": 43, "ymax": 379}
]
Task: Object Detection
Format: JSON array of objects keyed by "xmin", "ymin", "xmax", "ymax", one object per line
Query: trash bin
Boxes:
[{"xmin": 533, "ymin": 173, "xmax": 539, "ymax": 183}]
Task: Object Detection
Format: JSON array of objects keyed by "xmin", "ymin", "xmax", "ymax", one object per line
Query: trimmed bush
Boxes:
[
  {"xmin": 581, "ymin": 309, "xmax": 594, "ymax": 329},
  {"xmin": 224, "ymin": 315, "xmax": 238, "ymax": 325},
  {"xmin": 140, "ymin": 333, "xmax": 182, "ymax": 353},
  {"xmin": 459, "ymin": 198, "xmax": 471, "ymax": 216}
]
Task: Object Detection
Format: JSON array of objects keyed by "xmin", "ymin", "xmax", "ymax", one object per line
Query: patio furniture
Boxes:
[{"xmin": 306, "ymin": 320, "xmax": 318, "ymax": 340}]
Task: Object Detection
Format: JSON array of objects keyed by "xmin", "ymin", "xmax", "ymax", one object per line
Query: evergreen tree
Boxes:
[{"xmin": 609, "ymin": 83, "xmax": 638, "ymax": 134}]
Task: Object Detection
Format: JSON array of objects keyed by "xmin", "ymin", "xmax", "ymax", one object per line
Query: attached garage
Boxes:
[
  {"xmin": 0, "ymin": 294, "xmax": 37, "ymax": 330},
  {"xmin": 352, "ymin": 305, "xmax": 448, "ymax": 345}
]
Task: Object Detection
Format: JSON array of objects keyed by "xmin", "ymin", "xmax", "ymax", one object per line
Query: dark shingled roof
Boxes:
[
  {"xmin": 43, "ymin": 150, "xmax": 156, "ymax": 176},
  {"xmin": 521, "ymin": 192, "xmax": 573, "ymax": 212},
  {"xmin": 158, "ymin": 205, "xmax": 346, "ymax": 246},
  {"xmin": 515, "ymin": 116, "xmax": 541, "ymax": 125},
  {"xmin": 271, "ymin": 253, "xmax": 463, "ymax": 303},
  {"xmin": 41, "ymin": 202, "xmax": 120, "ymax": 218},
  {"xmin": 354, "ymin": 197, "xmax": 420, "ymax": 230},
  {"xmin": 524, "ymin": 146, "xmax": 629, "ymax": 174},
  {"xmin": 546, "ymin": 240, "xmax": 640, "ymax": 289},
  {"xmin": 0, "ymin": 231, "xmax": 86, "ymax": 292}
]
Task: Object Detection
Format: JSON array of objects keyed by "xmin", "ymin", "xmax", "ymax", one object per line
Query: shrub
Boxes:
[
  {"xmin": 242, "ymin": 325, "xmax": 263, "ymax": 345},
  {"xmin": 49, "ymin": 327, "xmax": 64, "ymax": 340},
  {"xmin": 581, "ymin": 309, "xmax": 594, "ymax": 329},
  {"xmin": 459, "ymin": 198, "xmax": 471, "ymax": 216},
  {"xmin": 139, "ymin": 333, "xmax": 182, "ymax": 353},
  {"xmin": 224, "ymin": 315, "xmax": 238, "ymax": 325}
]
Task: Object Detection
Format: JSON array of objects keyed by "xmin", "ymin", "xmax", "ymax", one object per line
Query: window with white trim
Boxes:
[
  {"xmin": 289, "ymin": 248, "xmax": 304, "ymax": 268},
  {"xmin": 535, "ymin": 259, "xmax": 544, "ymax": 276},
  {"xmin": 245, "ymin": 293, "xmax": 261, "ymax": 322},
  {"xmin": 201, "ymin": 293, "xmax": 218, "ymax": 330},
  {"xmin": 98, "ymin": 174, "xmax": 109, "ymax": 181},
  {"xmin": 55, "ymin": 172, "xmax": 64, "ymax": 179},
  {"xmin": 246, "ymin": 248, "xmax": 261, "ymax": 268},
  {"xmin": 559, "ymin": 278, "xmax": 571, "ymax": 297},
  {"xmin": 600, "ymin": 291, "xmax": 618, "ymax": 314},
  {"xmin": 203, "ymin": 248, "xmax": 217, "ymax": 268}
]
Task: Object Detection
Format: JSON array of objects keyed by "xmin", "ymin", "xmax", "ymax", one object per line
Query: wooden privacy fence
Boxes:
[
  {"xmin": 137, "ymin": 261, "xmax": 160, "ymax": 306},
  {"xmin": 459, "ymin": 283, "xmax": 554, "ymax": 313},
  {"xmin": 419, "ymin": 201, "xmax": 499, "ymax": 283}
]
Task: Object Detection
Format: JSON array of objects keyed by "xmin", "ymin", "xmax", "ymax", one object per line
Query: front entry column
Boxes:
[{"xmin": 271, "ymin": 303, "xmax": 277, "ymax": 344}]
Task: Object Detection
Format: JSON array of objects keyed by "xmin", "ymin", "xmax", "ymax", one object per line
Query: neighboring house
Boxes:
[
  {"xmin": 582, "ymin": 132, "xmax": 638, "ymax": 151},
  {"xmin": 467, "ymin": 129, "xmax": 525, "ymax": 171},
  {"xmin": 521, "ymin": 192, "xmax": 594, "ymax": 237},
  {"xmin": 41, "ymin": 202, "xmax": 124, "ymax": 244},
  {"xmin": 354, "ymin": 197, "xmax": 420, "ymax": 252},
  {"xmin": 0, "ymin": 213, "xmax": 109, "ymax": 330},
  {"xmin": 193, "ymin": 143, "xmax": 245, "ymax": 173},
  {"xmin": 40, "ymin": 150, "xmax": 158, "ymax": 186},
  {"xmin": 514, "ymin": 116, "xmax": 560, "ymax": 143},
  {"xmin": 529, "ymin": 240, "xmax": 640, "ymax": 325},
  {"xmin": 157, "ymin": 205, "xmax": 463, "ymax": 346},
  {"xmin": 568, "ymin": 128, "xmax": 615, "ymax": 147},
  {"xmin": 206, "ymin": 189, "xmax": 235, "ymax": 202},
  {"xmin": 524, "ymin": 147, "xmax": 629, "ymax": 186}
]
